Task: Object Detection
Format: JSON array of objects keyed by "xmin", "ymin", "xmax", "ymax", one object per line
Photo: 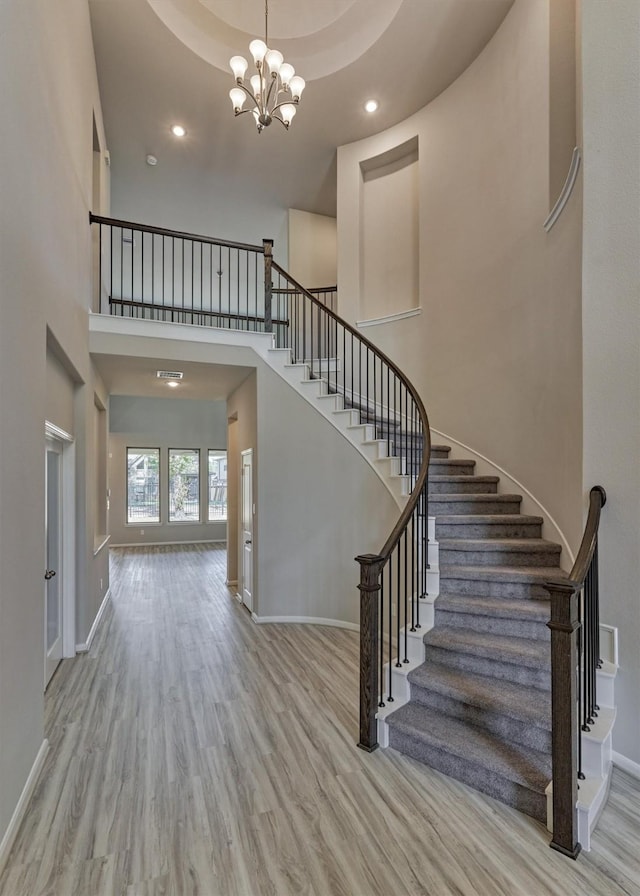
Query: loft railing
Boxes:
[
  {"xmin": 91, "ymin": 214, "xmax": 431, "ymax": 752},
  {"xmin": 545, "ymin": 485, "xmax": 607, "ymax": 859},
  {"xmin": 270, "ymin": 262, "xmax": 431, "ymax": 752},
  {"xmin": 90, "ymin": 214, "xmax": 284, "ymax": 331}
]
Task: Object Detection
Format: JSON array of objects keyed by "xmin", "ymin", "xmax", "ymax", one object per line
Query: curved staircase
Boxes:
[{"xmin": 385, "ymin": 440, "xmax": 565, "ymax": 823}]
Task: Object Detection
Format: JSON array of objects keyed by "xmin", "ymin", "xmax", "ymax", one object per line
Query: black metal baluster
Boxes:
[
  {"xmin": 387, "ymin": 552, "xmax": 394, "ymax": 702},
  {"xmin": 379, "ymin": 572, "xmax": 386, "ymax": 708}
]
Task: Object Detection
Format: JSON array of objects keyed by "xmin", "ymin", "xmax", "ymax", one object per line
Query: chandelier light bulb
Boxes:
[
  {"xmin": 230, "ymin": 55, "xmax": 248, "ymax": 82},
  {"xmin": 228, "ymin": 1, "xmax": 305, "ymax": 133},
  {"xmin": 249, "ymin": 39, "xmax": 267, "ymax": 66},
  {"xmin": 250, "ymin": 74, "xmax": 262, "ymax": 98},
  {"xmin": 278, "ymin": 63, "xmax": 295, "ymax": 88},
  {"xmin": 289, "ymin": 76, "xmax": 305, "ymax": 102},
  {"xmin": 280, "ymin": 104, "xmax": 296, "ymax": 127},
  {"xmin": 265, "ymin": 49, "xmax": 283, "ymax": 76},
  {"xmin": 229, "ymin": 87, "xmax": 246, "ymax": 112}
]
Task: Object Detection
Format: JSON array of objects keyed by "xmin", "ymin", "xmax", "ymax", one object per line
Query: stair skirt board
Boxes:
[{"xmin": 269, "ymin": 349, "xmax": 413, "ymax": 508}]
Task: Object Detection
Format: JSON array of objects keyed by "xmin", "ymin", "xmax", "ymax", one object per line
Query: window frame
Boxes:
[
  {"xmin": 207, "ymin": 448, "xmax": 228, "ymax": 522},
  {"xmin": 168, "ymin": 447, "xmax": 201, "ymax": 524},
  {"xmin": 126, "ymin": 447, "xmax": 161, "ymax": 525}
]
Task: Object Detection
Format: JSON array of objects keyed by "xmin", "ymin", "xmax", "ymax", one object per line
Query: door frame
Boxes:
[
  {"xmin": 240, "ymin": 448, "xmax": 254, "ymax": 612},
  {"xmin": 45, "ymin": 422, "xmax": 76, "ymax": 660}
]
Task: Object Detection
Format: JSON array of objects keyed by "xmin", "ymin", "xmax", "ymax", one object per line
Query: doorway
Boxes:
[
  {"xmin": 241, "ymin": 448, "xmax": 253, "ymax": 612},
  {"xmin": 45, "ymin": 438, "xmax": 63, "ymax": 686},
  {"xmin": 44, "ymin": 424, "xmax": 76, "ymax": 688}
]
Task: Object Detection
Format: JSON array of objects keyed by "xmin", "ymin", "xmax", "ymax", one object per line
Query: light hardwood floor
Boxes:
[{"xmin": 1, "ymin": 544, "xmax": 639, "ymax": 896}]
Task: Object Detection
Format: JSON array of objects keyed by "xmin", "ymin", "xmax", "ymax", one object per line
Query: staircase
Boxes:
[{"xmin": 384, "ymin": 441, "xmax": 563, "ymax": 823}]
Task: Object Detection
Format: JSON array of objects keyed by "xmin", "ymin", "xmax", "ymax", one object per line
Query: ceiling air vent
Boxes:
[{"xmin": 156, "ymin": 370, "xmax": 183, "ymax": 380}]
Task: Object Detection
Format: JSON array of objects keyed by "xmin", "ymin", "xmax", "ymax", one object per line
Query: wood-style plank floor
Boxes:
[{"xmin": 1, "ymin": 544, "xmax": 639, "ymax": 896}]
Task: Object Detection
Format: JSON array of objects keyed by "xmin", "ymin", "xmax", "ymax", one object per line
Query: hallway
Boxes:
[{"xmin": 1, "ymin": 544, "xmax": 638, "ymax": 895}]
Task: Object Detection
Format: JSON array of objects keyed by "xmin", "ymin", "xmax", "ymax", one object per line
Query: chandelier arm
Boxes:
[
  {"xmin": 264, "ymin": 75, "xmax": 280, "ymax": 109},
  {"xmin": 270, "ymin": 97, "xmax": 298, "ymax": 115},
  {"xmin": 236, "ymin": 81, "xmax": 263, "ymax": 114}
]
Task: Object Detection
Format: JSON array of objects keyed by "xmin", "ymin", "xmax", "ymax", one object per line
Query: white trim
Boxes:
[
  {"xmin": 109, "ymin": 539, "xmax": 226, "ymax": 547},
  {"xmin": 226, "ymin": 579, "xmax": 238, "ymax": 587},
  {"xmin": 251, "ymin": 613, "xmax": 359, "ymax": 632},
  {"xmin": 599, "ymin": 624, "xmax": 619, "ymax": 666},
  {"xmin": 0, "ymin": 739, "xmax": 49, "ymax": 873},
  {"xmin": 93, "ymin": 535, "xmax": 111, "ymax": 556},
  {"xmin": 356, "ymin": 307, "xmax": 422, "ymax": 328},
  {"xmin": 431, "ymin": 427, "xmax": 575, "ymax": 565},
  {"xmin": 76, "ymin": 589, "xmax": 111, "ymax": 653},
  {"xmin": 44, "ymin": 421, "xmax": 73, "ymax": 442},
  {"xmin": 46, "ymin": 429, "xmax": 76, "ymax": 659},
  {"xmin": 544, "ymin": 147, "xmax": 582, "ymax": 232},
  {"xmin": 612, "ymin": 752, "xmax": 640, "ymax": 780}
]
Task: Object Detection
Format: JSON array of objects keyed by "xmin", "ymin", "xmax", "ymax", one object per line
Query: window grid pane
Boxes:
[
  {"xmin": 169, "ymin": 449, "xmax": 200, "ymax": 522},
  {"xmin": 127, "ymin": 449, "xmax": 160, "ymax": 523},
  {"xmin": 208, "ymin": 449, "xmax": 227, "ymax": 521}
]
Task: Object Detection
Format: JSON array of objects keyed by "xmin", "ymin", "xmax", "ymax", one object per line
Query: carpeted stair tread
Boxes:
[
  {"xmin": 435, "ymin": 513, "xmax": 544, "ymax": 527},
  {"xmin": 407, "ymin": 660, "xmax": 551, "ymax": 730},
  {"xmin": 440, "ymin": 564, "xmax": 566, "ymax": 584},
  {"xmin": 439, "ymin": 537, "xmax": 560, "ymax": 552},
  {"xmin": 424, "ymin": 626, "xmax": 549, "ymax": 669},
  {"xmin": 430, "ymin": 475, "xmax": 499, "ymax": 484},
  {"xmin": 430, "ymin": 444, "xmax": 451, "ymax": 456},
  {"xmin": 429, "ymin": 494, "xmax": 522, "ymax": 510},
  {"xmin": 386, "ymin": 702, "xmax": 551, "ymax": 793},
  {"xmin": 435, "ymin": 592, "xmax": 551, "ymax": 621}
]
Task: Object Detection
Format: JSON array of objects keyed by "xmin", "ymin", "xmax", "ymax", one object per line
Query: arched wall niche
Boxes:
[{"xmin": 358, "ymin": 136, "xmax": 420, "ymax": 323}]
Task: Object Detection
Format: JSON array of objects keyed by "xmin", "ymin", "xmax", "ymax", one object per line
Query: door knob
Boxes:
[
  {"xmin": 44, "ymin": 569, "xmax": 56, "ymax": 580},
  {"xmin": 244, "ymin": 539, "xmax": 252, "ymax": 545}
]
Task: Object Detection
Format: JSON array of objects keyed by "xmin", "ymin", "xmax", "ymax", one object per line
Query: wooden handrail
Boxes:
[{"xmin": 89, "ymin": 213, "xmax": 265, "ymax": 254}]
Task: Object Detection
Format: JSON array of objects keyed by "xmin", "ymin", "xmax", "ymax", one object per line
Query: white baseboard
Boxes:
[
  {"xmin": 251, "ymin": 613, "xmax": 359, "ymax": 632},
  {"xmin": 76, "ymin": 589, "xmax": 111, "ymax": 653},
  {"xmin": 612, "ymin": 751, "xmax": 640, "ymax": 780},
  {"xmin": 109, "ymin": 539, "xmax": 226, "ymax": 548},
  {"xmin": 0, "ymin": 739, "xmax": 49, "ymax": 873}
]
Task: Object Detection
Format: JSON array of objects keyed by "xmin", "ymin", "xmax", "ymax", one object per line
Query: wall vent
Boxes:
[{"xmin": 156, "ymin": 370, "xmax": 184, "ymax": 380}]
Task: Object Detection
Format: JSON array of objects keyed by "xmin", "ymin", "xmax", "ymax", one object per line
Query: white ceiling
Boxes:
[
  {"xmin": 89, "ymin": 1, "xmax": 513, "ymax": 404},
  {"xmin": 88, "ymin": 0, "xmax": 514, "ymax": 218},
  {"xmin": 92, "ymin": 353, "xmax": 254, "ymax": 401}
]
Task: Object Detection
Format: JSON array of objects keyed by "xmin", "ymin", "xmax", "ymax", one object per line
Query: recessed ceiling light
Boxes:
[
  {"xmin": 365, "ymin": 100, "xmax": 378, "ymax": 113},
  {"xmin": 166, "ymin": 381, "xmax": 180, "ymax": 388},
  {"xmin": 171, "ymin": 124, "xmax": 186, "ymax": 137}
]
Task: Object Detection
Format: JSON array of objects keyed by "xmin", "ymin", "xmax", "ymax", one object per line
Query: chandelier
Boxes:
[{"xmin": 228, "ymin": 1, "xmax": 305, "ymax": 133}]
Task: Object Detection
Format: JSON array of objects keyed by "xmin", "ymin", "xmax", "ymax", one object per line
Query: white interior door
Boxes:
[
  {"xmin": 45, "ymin": 438, "xmax": 63, "ymax": 687},
  {"xmin": 241, "ymin": 449, "xmax": 253, "ymax": 612}
]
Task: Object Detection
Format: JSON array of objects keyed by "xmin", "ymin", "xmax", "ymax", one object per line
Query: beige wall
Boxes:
[
  {"xmin": 288, "ymin": 209, "xmax": 337, "ymax": 289},
  {"xmin": 338, "ymin": 0, "xmax": 583, "ymax": 554},
  {"xmin": 581, "ymin": 0, "xmax": 640, "ymax": 766},
  {"xmin": 254, "ymin": 360, "xmax": 398, "ymax": 625},
  {"xmin": 0, "ymin": 0, "xmax": 110, "ymax": 844}
]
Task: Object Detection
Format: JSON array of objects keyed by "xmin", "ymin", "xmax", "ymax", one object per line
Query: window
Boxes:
[
  {"xmin": 208, "ymin": 449, "xmax": 227, "ymax": 521},
  {"xmin": 127, "ymin": 448, "xmax": 160, "ymax": 523},
  {"xmin": 169, "ymin": 449, "xmax": 200, "ymax": 522}
]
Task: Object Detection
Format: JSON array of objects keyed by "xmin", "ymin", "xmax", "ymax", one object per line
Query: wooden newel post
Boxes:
[
  {"xmin": 546, "ymin": 579, "xmax": 582, "ymax": 859},
  {"xmin": 356, "ymin": 552, "xmax": 384, "ymax": 752},
  {"xmin": 263, "ymin": 238, "xmax": 273, "ymax": 334}
]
